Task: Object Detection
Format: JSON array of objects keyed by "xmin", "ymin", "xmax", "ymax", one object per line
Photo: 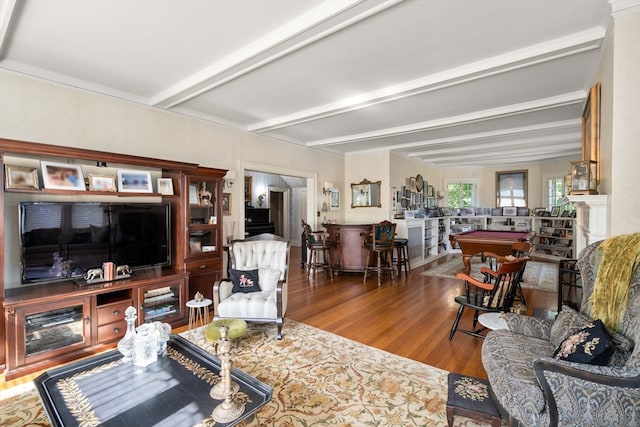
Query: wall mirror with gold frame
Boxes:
[{"xmin": 351, "ymin": 179, "xmax": 381, "ymax": 208}]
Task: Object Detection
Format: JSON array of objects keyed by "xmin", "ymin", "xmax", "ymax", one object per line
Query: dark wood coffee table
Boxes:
[{"xmin": 35, "ymin": 335, "xmax": 271, "ymax": 427}]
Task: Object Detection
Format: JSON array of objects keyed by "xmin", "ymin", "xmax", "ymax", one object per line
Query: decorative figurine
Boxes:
[{"xmin": 199, "ymin": 182, "xmax": 213, "ymax": 206}]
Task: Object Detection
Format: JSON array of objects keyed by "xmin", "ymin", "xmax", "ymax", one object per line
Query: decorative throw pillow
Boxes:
[
  {"xmin": 553, "ymin": 319, "xmax": 614, "ymax": 365},
  {"xmin": 230, "ymin": 269, "xmax": 261, "ymax": 293},
  {"xmin": 550, "ymin": 306, "xmax": 589, "ymax": 347}
]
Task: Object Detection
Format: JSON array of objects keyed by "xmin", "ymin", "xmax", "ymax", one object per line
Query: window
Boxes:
[
  {"xmin": 546, "ymin": 175, "xmax": 574, "ymax": 212},
  {"xmin": 547, "ymin": 176, "xmax": 565, "ymax": 208},
  {"xmin": 445, "ymin": 179, "xmax": 477, "ymax": 208}
]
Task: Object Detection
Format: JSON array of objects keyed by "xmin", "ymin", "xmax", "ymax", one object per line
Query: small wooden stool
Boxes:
[{"xmin": 446, "ymin": 372, "xmax": 501, "ymax": 427}]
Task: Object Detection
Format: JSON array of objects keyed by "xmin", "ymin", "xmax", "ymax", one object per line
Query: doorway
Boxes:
[{"xmin": 240, "ymin": 161, "xmax": 316, "ymax": 247}]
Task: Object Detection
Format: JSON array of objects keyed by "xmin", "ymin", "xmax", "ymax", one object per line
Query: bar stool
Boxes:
[
  {"xmin": 363, "ymin": 220, "xmax": 396, "ymax": 286},
  {"xmin": 394, "ymin": 238, "xmax": 411, "ymax": 275},
  {"xmin": 302, "ymin": 220, "xmax": 334, "ymax": 281}
]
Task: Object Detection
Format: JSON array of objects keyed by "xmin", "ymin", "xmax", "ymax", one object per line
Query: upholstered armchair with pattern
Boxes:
[
  {"xmin": 482, "ymin": 234, "xmax": 640, "ymax": 426},
  {"xmin": 213, "ymin": 234, "xmax": 290, "ymax": 339}
]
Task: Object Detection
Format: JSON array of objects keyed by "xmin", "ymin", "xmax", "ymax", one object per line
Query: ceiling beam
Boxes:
[
  {"xmin": 318, "ymin": 92, "xmax": 584, "ymax": 149},
  {"xmin": 150, "ymin": 0, "xmax": 401, "ymax": 109},
  {"xmin": 249, "ymin": 28, "xmax": 604, "ymax": 133},
  {"xmin": 0, "ymin": 0, "xmax": 17, "ymax": 54}
]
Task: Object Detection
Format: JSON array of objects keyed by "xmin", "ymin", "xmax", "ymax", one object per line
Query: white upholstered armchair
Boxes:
[{"xmin": 213, "ymin": 234, "xmax": 290, "ymax": 339}]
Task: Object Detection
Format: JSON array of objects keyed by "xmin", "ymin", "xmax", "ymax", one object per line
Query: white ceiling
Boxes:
[{"xmin": 0, "ymin": 0, "xmax": 613, "ymax": 168}]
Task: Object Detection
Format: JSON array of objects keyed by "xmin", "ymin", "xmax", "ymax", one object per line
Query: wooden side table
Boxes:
[{"xmin": 186, "ymin": 298, "xmax": 213, "ymax": 338}]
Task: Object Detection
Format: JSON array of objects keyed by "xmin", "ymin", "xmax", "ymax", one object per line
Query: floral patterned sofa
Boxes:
[{"xmin": 482, "ymin": 235, "xmax": 640, "ymax": 426}]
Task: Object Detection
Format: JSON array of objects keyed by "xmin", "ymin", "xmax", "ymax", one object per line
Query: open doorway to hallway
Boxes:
[{"xmin": 243, "ymin": 168, "xmax": 310, "ymax": 247}]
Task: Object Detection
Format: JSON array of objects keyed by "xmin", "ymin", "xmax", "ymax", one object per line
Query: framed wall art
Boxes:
[
  {"xmin": 117, "ymin": 169, "xmax": 153, "ymax": 193},
  {"xmin": 582, "ymin": 82, "xmax": 600, "ymax": 163},
  {"xmin": 222, "ymin": 193, "xmax": 231, "ymax": 215},
  {"xmin": 244, "ymin": 176, "xmax": 252, "ymax": 202},
  {"xmin": 5, "ymin": 165, "xmax": 39, "ymax": 190},
  {"xmin": 41, "ymin": 161, "xmax": 86, "ymax": 191},
  {"xmin": 496, "ymin": 170, "xmax": 527, "ymax": 207},
  {"xmin": 329, "ymin": 188, "xmax": 340, "ymax": 210}
]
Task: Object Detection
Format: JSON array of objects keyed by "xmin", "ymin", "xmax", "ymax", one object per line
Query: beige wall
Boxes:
[
  {"xmin": 609, "ymin": 9, "xmax": 640, "ymax": 235},
  {"xmin": 0, "ymin": 70, "xmax": 344, "ymax": 233},
  {"xmin": 344, "ymin": 151, "xmax": 390, "ymax": 223}
]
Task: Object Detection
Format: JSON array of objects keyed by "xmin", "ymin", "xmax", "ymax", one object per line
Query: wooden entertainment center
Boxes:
[{"xmin": 0, "ymin": 139, "xmax": 226, "ymax": 379}]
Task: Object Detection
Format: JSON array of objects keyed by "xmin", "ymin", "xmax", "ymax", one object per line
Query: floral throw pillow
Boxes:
[
  {"xmin": 230, "ymin": 269, "xmax": 261, "ymax": 293},
  {"xmin": 553, "ymin": 319, "xmax": 614, "ymax": 365}
]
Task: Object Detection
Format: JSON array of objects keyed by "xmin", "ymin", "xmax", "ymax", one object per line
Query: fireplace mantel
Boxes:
[{"xmin": 568, "ymin": 194, "xmax": 609, "ymax": 256}]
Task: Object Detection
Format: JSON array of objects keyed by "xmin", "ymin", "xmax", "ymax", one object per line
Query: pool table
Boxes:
[{"xmin": 449, "ymin": 230, "xmax": 534, "ymax": 274}]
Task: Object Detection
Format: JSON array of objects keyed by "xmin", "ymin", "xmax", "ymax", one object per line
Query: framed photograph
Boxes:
[
  {"xmin": 41, "ymin": 161, "xmax": 86, "ymax": 191},
  {"xmin": 517, "ymin": 207, "xmax": 530, "ymax": 216},
  {"xmin": 329, "ymin": 189, "xmax": 340, "ymax": 210},
  {"xmin": 244, "ymin": 176, "xmax": 252, "ymax": 202},
  {"xmin": 534, "ymin": 207, "xmax": 546, "ymax": 216},
  {"xmin": 491, "ymin": 208, "xmax": 503, "ymax": 216},
  {"xmin": 496, "ymin": 170, "xmax": 527, "ymax": 208},
  {"xmin": 157, "ymin": 178, "xmax": 174, "ymax": 195},
  {"xmin": 117, "ymin": 169, "xmax": 153, "ymax": 193},
  {"xmin": 441, "ymin": 207, "xmax": 451, "ymax": 216},
  {"xmin": 5, "ymin": 165, "xmax": 39, "ymax": 190},
  {"xmin": 550, "ymin": 206, "xmax": 561, "ymax": 217},
  {"xmin": 88, "ymin": 174, "xmax": 116, "ymax": 192},
  {"xmin": 222, "ymin": 193, "xmax": 231, "ymax": 215},
  {"xmin": 503, "ymin": 207, "xmax": 517, "ymax": 216}
]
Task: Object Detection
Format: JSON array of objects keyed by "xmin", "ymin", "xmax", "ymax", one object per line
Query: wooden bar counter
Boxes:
[{"xmin": 323, "ymin": 223, "xmax": 371, "ymax": 273}]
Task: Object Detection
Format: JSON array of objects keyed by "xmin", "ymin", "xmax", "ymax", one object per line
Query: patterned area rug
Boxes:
[
  {"xmin": 0, "ymin": 320, "xmax": 495, "ymax": 426},
  {"xmin": 421, "ymin": 256, "xmax": 558, "ymax": 292}
]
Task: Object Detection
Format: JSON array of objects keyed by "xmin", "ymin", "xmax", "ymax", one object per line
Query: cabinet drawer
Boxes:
[
  {"xmin": 97, "ymin": 300, "xmax": 132, "ymax": 326},
  {"xmin": 97, "ymin": 320, "xmax": 127, "ymax": 343},
  {"xmin": 185, "ymin": 259, "xmax": 220, "ymax": 275}
]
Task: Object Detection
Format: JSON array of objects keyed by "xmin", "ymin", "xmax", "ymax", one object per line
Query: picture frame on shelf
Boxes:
[
  {"xmin": 441, "ymin": 207, "xmax": 451, "ymax": 216},
  {"xmin": 550, "ymin": 206, "xmax": 561, "ymax": 217},
  {"xmin": 189, "ymin": 184, "xmax": 199, "ymax": 204},
  {"xmin": 88, "ymin": 174, "xmax": 117, "ymax": 192},
  {"xmin": 117, "ymin": 169, "xmax": 153, "ymax": 193},
  {"xmin": 491, "ymin": 208, "xmax": 503, "ymax": 216},
  {"xmin": 534, "ymin": 207, "xmax": 547, "ymax": 216},
  {"xmin": 157, "ymin": 178, "xmax": 174, "ymax": 195},
  {"xmin": 41, "ymin": 161, "xmax": 86, "ymax": 191},
  {"xmin": 222, "ymin": 193, "xmax": 231, "ymax": 215},
  {"xmin": 517, "ymin": 207, "xmax": 530, "ymax": 216},
  {"xmin": 4, "ymin": 165, "xmax": 39, "ymax": 190},
  {"xmin": 503, "ymin": 207, "xmax": 517, "ymax": 216}
]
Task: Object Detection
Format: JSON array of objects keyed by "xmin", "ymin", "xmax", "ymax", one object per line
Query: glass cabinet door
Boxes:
[
  {"xmin": 16, "ymin": 297, "xmax": 91, "ymax": 366},
  {"xmin": 139, "ymin": 280, "xmax": 185, "ymax": 323},
  {"xmin": 187, "ymin": 178, "xmax": 219, "ymax": 257}
]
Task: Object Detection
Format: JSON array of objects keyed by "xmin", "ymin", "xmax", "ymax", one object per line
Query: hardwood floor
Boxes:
[
  {"xmin": 287, "ymin": 246, "xmax": 556, "ymax": 379},
  {"xmin": 0, "ymin": 246, "xmax": 556, "ymax": 391}
]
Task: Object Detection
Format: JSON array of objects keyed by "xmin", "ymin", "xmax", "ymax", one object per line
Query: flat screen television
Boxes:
[{"xmin": 19, "ymin": 201, "xmax": 171, "ymax": 284}]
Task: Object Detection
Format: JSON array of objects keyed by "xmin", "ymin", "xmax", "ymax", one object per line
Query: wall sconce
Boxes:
[
  {"xmin": 223, "ymin": 170, "xmax": 235, "ymax": 190},
  {"xmin": 322, "ymin": 181, "xmax": 333, "ymax": 195}
]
